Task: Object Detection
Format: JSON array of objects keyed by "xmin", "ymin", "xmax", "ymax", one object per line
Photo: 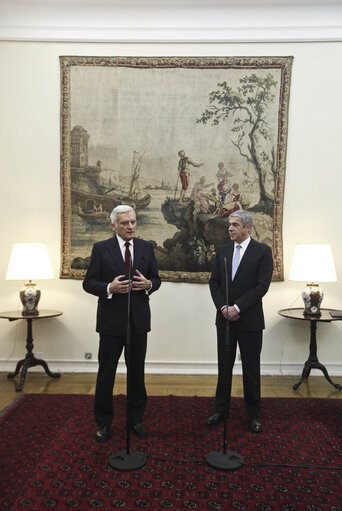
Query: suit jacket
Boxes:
[
  {"xmin": 83, "ymin": 235, "xmax": 161, "ymax": 336},
  {"xmin": 209, "ymin": 238, "xmax": 273, "ymax": 331}
]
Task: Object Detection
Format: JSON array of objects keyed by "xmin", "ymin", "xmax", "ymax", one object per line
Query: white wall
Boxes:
[{"xmin": 0, "ymin": 40, "xmax": 341, "ymax": 376}]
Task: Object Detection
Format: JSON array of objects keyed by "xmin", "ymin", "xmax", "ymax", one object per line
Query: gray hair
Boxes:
[
  {"xmin": 229, "ymin": 209, "xmax": 253, "ymax": 228},
  {"xmin": 110, "ymin": 205, "xmax": 135, "ymax": 226}
]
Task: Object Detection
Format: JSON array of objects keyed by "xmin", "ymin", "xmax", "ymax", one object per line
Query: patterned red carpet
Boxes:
[{"xmin": 0, "ymin": 394, "xmax": 341, "ymax": 510}]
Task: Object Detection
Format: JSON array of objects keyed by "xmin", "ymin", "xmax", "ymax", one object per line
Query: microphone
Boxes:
[
  {"xmin": 127, "ymin": 257, "xmax": 132, "ymax": 318},
  {"xmin": 224, "ymin": 256, "xmax": 229, "ymax": 331},
  {"xmin": 109, "ymin": 245, "xmax": 147, "ymax": 470},
  {"xmin": 204, "ymin": 255, "xmax": 243, "ymax": 470}
]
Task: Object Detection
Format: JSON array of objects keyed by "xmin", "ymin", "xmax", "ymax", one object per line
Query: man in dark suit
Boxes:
[
  {"xmin": 83, "ymin": 205, "xmax": 161, "ymax": 442},
  {"xmin": 207, "ymin": 210, "xmax": 273, "ymax": 433}
]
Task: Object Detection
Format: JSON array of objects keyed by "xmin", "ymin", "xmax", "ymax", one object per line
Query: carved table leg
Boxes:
[
  {"xmin": 7, "ymin": 317, "xmax": 60, "ymax": 391},
  {"xmin": 293, "ymin": 320, "xmax": 342, "ymax": 391}
]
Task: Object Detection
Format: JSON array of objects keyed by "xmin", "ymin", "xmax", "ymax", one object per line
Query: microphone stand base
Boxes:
[
  {"xmin": 109, "ymin": 449, "xmax": 147, "ymax": 471},
  {"xmin": 205, "ymin": 449, "xmax": 244, "ymax": 471}
]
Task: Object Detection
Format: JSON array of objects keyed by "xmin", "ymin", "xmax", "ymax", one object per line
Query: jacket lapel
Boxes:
[
  {"xmin": 222, "ymin": 242, "xmax": 234, "ymax": 282},
  {"xmin": 132, "ymin": 238, "xmax": 141, "ymax": 275},
  {"xmin": 108, "ymin": 235, "xmax": 126, "ymax": 274}
]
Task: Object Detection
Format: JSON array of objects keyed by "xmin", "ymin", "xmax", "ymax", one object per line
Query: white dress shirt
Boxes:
[
  {"xmin": 232, "ymin": 236, "xmax": 251, "ymax": 312},
  {"xmin": 221, "ymin": 236, "xmax": 251, "ymax": 314},
  {"xmin": 117, "ymin": 234, "xmax": 134, "ymax": 265},
  {"xmin": 232, "ymin": 236, "xmax": 251, "ymax": 268},
  {"xmin": 106, "ymin": 235, "xmax": 152, "ymax": 297},
  {"xmin": 106, "ymin": 235, "xmax": 134, "ymax": 298}
]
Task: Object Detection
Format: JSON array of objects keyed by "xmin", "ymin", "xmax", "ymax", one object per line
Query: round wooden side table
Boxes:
[
  {"xmin": 278, "ymin": 308, "xmax": 342, "ymax": 391},
  {"xmin": 0, "ymin": 309, "xmax": 63, "ymax": 391}
]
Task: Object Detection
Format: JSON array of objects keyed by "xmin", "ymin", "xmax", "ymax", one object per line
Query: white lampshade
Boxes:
[
  {"xmin": 289, "ymin": 244, "xmax": 337, "ymax": 317},
  {"xmin": 289, "ymin": 244, "xmax": 337, "ymax": 283},
  {"xmin": 6, "ymin": 243, "xmax": 54, "ymax": 281}
]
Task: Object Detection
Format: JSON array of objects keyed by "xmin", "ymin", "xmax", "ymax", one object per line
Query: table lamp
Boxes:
[
  {"xmin": 288, "ymin": 244, "xmax": 337, "ymax": 316},
  {"xmin": 6, "ymin": 243, "xmax": 54, "ymax": 315}
]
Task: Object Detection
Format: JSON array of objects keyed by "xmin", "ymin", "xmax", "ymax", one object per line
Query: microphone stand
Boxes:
[
  {"xmin": 109, "ymin": 261, "xmax": 147, "ymax": 471},
  {"xmin": 205, "ymin": 256, "xmax": 244, "ymax": 470}
]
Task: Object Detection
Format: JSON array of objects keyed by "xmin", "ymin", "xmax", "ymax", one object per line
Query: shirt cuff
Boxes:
[
  {"xmin": 107, "ymin": 283, "xmax": 113, "ymax": 299},
  {"xmin": 234, "ymin": 304, "xmax": 240, "ymax": 313},
  {"xmin": 145, "ymin": 281, "xmax": 152, "ymax": 294}
]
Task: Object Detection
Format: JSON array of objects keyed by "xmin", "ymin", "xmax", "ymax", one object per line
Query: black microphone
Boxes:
[
  {"xmin": 224, "ymin": 256, "xmax": 229, "ymax": 333},
  {"xmin": 204, "ymin": 255, "xmax": 243, "ymax": 470},
  {"xmin": 109, "ymin": 251, "xmax": 147, "ymax": 471}
]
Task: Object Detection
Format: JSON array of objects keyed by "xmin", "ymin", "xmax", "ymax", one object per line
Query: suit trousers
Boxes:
[
  {"xmin": 94, "ymin": 322, "xmax": 147, "ymax": 427},
  {"xmin": 215, "ymin": 322, "xmax": 262, "ymax": 420}
]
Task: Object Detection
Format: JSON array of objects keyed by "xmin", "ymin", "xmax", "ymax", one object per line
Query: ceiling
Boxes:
[{"xmin": 0, "ymin": 0, "xmax": 341, "ymax": 42}]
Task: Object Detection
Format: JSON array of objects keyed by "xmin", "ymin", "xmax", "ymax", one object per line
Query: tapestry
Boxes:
[
  {"xmin": 1, "ymin": 394, "xmax": 341, "ymax": 510},
  {"xmin": 60, "ymin": 56, "xmax": 293, "ymax": 282}
]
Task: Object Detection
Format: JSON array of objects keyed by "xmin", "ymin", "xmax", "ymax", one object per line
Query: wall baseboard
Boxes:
[{"xmin": 1, "ymin": 359, "xmax": 342, "ymax": 376}]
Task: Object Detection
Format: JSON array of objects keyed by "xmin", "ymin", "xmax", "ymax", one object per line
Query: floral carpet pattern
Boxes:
[{"xmin": 0, "ymin": 394, "xmax": 341, "ymax": 510}]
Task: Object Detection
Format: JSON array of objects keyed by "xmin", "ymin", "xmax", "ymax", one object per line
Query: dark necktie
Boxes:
[{"xmin": 125, "ymin": 241, "xmax": 131, "ymax": 276}]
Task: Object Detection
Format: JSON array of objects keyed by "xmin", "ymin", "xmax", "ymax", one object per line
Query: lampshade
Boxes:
[
  {"xmin": 6, "ymin": 243, "xmax": 54, "ymax": 315},
  {"xmin": 288, "ymin": 244, "xmax": 337, "ymax": 316},
  {"xmin": 289, "ymin": 244, "xmax": 337, "ymax": 283},
  {"xmin": 6, "ymin": 243, "xmax": 54, "ymax": 281}
]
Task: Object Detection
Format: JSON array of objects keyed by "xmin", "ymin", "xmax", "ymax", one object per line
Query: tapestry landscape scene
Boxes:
[{"xmin": 60, "ymin": 56, "xmax": 293, "ymax": 282}]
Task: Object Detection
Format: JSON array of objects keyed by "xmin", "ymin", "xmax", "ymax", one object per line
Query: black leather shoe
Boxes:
[
  {"xmin": 206, "ymin": 413, "xmax": 223, "ymax": 426},
  {"xmin": 249, "ymin": 418, "xmax": 262, "ymax": 433},
  {"xmin": 132, "ymin": 423, "xmax": 148, "ymax": 439},
  {"xmin": 95, "ymin": 425, "xmax": 110, "ymax": 442}
]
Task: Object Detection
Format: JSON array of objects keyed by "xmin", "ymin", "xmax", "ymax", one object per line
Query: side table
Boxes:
[
  {"xmin": 278, "ymin": 308, "xmax": 342, "ymax": 391},
  {"xmin": 0, "ymin": 309, "xmax": 63, "ymax": 391}
]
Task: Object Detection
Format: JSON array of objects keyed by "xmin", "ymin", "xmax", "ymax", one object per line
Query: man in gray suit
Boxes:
[
  {"xmin": 207, "ymin": 210, "xmax": 273, "ymax": 433},
  {"xmin": 83, "ymin": 205, "xmax": 161, "ymax": 442}
]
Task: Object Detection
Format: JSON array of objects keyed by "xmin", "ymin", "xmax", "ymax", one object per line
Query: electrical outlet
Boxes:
[
  {"xmin": 84, "ymin": 352, "xmax": 92, "ymax": 360},
  {"xmin": 36, "ymin": 352, "xmax": 43, "ymax": 359}
]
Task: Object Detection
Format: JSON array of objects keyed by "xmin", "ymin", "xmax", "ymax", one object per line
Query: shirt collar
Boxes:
[
  {"xmin": 235, "ymin": 236, "xmax": 251, "ymax": 250},
  {"xmin": 116, "ymin": 234, "xmax": 133, "ymax": 248}
]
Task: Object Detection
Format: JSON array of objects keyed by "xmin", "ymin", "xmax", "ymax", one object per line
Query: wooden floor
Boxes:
[{"xmin": 1, "ymin": 371, "xmax": 341, "ymax": 412}]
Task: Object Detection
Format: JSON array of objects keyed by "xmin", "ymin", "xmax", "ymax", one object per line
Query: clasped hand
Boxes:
[
  {"xmin": 222, "ymin": 305, "xmax": 239, "ymax": 321},
  {"xmin": 109, "ymin": 270, "xmax": 151, "ymax": 294}
]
